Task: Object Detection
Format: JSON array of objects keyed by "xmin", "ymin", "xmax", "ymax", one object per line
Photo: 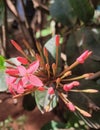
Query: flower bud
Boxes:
[
  {"xmin": 48, "ymin": 87, "xmax": 55, "ymax": 95},
  {"xmin": 63, "ymin": 81, "xmax": 80, "ymax": 91},
  {"xmin": 66, "ymin": 102, "xmax": 75, "ymax": 112},
  {"xmin": 55, "ymin": 35, "xmax": 60, "ymax": 46},
  {"xmin": 17, "ymin": 57, "xmax": 28, "ymax": 65},
  {"xmin": 10, "ymin": 40, "xmax": 22, "ymax": 52},
  {"xmin": 76, "ymin": 50, "xmax": 92, "ymax": 64}
]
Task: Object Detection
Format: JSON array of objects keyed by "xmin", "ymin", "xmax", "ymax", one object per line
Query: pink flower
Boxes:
[
  {"xmin": 76, "ymin": 50, "xmax": 92, "ymax": 64},
  {"xmin": 17, "ymin": 60, "xmax": 43, "ymax": 87},
  {"xmin": 66, "ymin": 102, "xmax": 75, "ymax": 112},
  {"xmin": 48, "ymin": 87, "xmax": 55, "ymax": 95},
  {"xmin": 17, "ymin": 57, "xmax": 28, "ymax": 65},
  {"xmin": 63, "ymin": 81, "xmax": 80, "ymax": 91}
]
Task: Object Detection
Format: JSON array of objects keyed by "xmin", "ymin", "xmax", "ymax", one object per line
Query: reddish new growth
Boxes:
[{"xmin": 5, "ymin": 35, "xmax": 97, "ymax": 117}]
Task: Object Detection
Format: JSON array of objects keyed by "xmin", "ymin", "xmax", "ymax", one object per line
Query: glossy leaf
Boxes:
[
  {"xmin": 0, "ymin": 70, "xmax": 7, "ymax": 91},
  {"xmin": 49, "ymin": 0, "xmax": 76, "ymax": 26},
  {"xmin": 69, "ymin": 0, "xmax": 94, "ymax": 23},
  {"xmin": 69, "ymin": 79, "xmax": 100, "ymax": 129},
  {"xmin": 35, "ymin": 89, "xmax": 58, "ymax": 113},
  {"xmin": 66, "ymin": 27, "xmax": 100, "ymax": 74}
]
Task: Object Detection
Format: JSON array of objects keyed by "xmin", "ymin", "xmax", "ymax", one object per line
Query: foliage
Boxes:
[{"xmin": 0, "ymin": 0, "xmax": 100, "ymax": 129}]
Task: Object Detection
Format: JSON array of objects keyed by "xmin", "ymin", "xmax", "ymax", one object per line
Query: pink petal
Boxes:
[
  {"xmin": 17, "ymin": 57, "xmax": 28, "ymax": 65},
  {"xmin": 17, "ymin": 66, "xmax": 27, "ymax": 76},
  {"xmin": 16, "ymin": 80, "xmax": 24, "ymax": 94},
  {"xmin": 29, "ymin": 75, "xmax": 43, "ymax": 87},
  {"xmin": 22, "ymin": 77, "xmax": 29, "ymax": 85},
  {"xmin": 38, "ymin": 86, "xmax": 45, "ymax": 91},
  {"xmin": 6, "ymin": 76, "xmax": 16, "ymax": 84},
  {"xmin": 25, "ymin": 84, "xmax": 34, "ymax": 89},
  {"xmin": 27, "ymin": 60, "xmax": 39, "ymax": 74},
  {"xmin": 8, "ymin": 86, "xmax": 16, "ymax": 95},
  {"xmin": 6, "ymin": 69, "xmax": 19, "ymax": 75}
]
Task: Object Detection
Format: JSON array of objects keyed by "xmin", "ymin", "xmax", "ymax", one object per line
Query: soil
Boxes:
[{"xmin": 0, "ymin": 93, "xmax": 60, "ymax": 130}]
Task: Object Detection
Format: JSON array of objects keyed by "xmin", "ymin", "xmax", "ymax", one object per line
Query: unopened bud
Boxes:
[
  {"xmin": 55, "ymin": 35, "xmax": 60, "ymax": 46},
  {"xmin": 10, "ymin": 40, "xmax": 22, "ymax": 52},
  {"xmin": 48, "ymin": 87, "xmax": 55, "ymax": 95},
  {"xmin": 76, "ymin": 50, "xmax": 92, "ymax": 64},
  {"xmin": 66, "ymin": 102, "xmax": 75, "ymax": 112},
  {"xmin": 17, "ymin": 57, "xmax": 28, "ymax": 65},
  {"xmin": 43, "ymin": 47, "xmax": 48, "ymax": 56}
]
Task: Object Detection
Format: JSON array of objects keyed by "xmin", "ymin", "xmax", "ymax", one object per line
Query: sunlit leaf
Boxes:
[{"xmin": 0, "ymin": 55, "xmax": 5, "ymax": 70}]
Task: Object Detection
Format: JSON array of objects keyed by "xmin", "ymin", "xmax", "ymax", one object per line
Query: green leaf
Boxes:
[
  {"xmin": 23, "ymin": 94, "xmax": 36, "ymax": 111},
  {"xmin": 44, "ymin": 35, "xmax": 61, "ymax": 73},
  {"xmin": 66, "ymin": 27, "xmax": 100, "ymax": 73},
  {"xmin": 0, "ymin": 70, "xmax": 7, "ymax": 91},
  {"xmin": 0, "ymin": 0, "xmax": 5, "ymax": 26},
  {"xmin": 69, "ymin": 79, "xmax": 100, "ymax": 129},
  {"xmin": 35, "ymin": 89, "xmax": 58, "ymax": 113},
  {"xmin": 0, "ymin": 55, "xmax": 5, "ymax": 70},
  {"xmin": 49, "ymin": 0, "xmax": 76, "ymax": 26},
  {"xmin": 69, "ymin": 0, "xmax": 94, "ymax": 23},
  {"xmin": 41, "ymin": 120, "xmax": 68, "ymax": 130}
]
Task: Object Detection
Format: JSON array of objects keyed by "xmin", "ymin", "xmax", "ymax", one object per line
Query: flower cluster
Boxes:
[
  {"xmin": 5, "ymin": 36, "xmax": 98, "ymax": 117},
  {"xmin": 6, "ymin": 58, "xmax": 44, "ymax": 95}
]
